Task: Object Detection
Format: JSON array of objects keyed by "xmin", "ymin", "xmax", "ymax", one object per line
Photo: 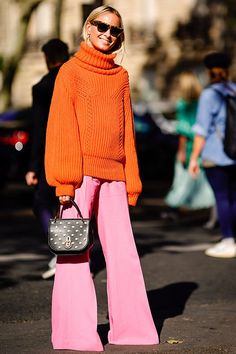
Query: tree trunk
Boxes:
[
  {"xmin": 0, "ymin": 0, "xmax": 43, "ymax": 111},
  {"xmin": 54, "ymin": 0, "xmax": 64, "ymax": 38}
]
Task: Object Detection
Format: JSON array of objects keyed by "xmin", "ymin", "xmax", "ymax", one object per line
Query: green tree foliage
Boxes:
[
  {"xmin": 161, "ymin": 0, "xmax": 236, "ymax": 96},
  {"xmin": 174, "ymin": 0, "xmax": 236, "ymax": 54}
]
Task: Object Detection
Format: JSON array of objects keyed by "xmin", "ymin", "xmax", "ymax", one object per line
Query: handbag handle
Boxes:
[{"xmin": 57, "ymin": 197, "xmax": 84, "ymax": 220}]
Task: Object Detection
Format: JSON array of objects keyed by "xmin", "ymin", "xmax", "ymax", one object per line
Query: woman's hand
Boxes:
[
  {"xmin": 177, "ymin": 150, "xmax": 186, "ymax": 164},
  {"xmin": 25, "ymin": 171, "xmax": 38, "ymax": 186},
  {"xmin": 188, "ymin": 135, "xmax": 205, "ymax": 178},
  {"xmin": 177, "ymin": 136, "xmax": 187, "ymax": 164},
  {"xmin": 59, "ymin": 195, "xmax": 71, "ymax": 205},
  {"xmin": 188, "ymin": 158, "xmax": 200, "ymax": 178}
]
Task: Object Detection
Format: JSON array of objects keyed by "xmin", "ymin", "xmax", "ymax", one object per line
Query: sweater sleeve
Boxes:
[
  {"xmin": 45, "ymin": 67, "xmax": 83, "ymax": 197},
  {"xmin": 123, "ymin": 72, "xmax": 142, "ymax": 206}
]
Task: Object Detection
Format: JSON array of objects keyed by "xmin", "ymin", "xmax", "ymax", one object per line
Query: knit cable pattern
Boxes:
[{"xmin": 45, "ymin": 42, "xmax": 142, "ymax": 205}]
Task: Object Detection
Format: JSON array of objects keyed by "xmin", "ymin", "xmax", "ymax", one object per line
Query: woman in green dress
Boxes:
[{"xmin": 165, "ymin": 71, "xmax": 216, "ymax": 212}]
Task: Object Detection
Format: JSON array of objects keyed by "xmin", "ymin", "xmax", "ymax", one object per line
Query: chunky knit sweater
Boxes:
[{"xmin": 45, "ymin": 42, "xmax": 142, "ymax": 206}]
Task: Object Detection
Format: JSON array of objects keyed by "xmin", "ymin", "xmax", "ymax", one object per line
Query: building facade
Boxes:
[{"xmin": 0, "ymin": 0, "xmax": 197, "ymax": 108}]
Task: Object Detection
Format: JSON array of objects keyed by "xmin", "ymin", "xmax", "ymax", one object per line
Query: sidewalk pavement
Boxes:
[{"xmin": 0, "ymin": 181, "xmax": 236, "ymax": 354}]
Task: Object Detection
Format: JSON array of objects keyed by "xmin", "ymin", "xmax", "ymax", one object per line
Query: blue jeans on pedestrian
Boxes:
[{"xmin": 205, "ymin": 165, "xmax": 236, "ymax": 239}]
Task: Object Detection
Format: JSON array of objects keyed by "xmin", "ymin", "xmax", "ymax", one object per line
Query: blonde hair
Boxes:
[
  {"xmin": 82, "ymin": 5, "xmax": 125, "ymax": 53},
  {"xmin": 178, "ymin": 72, "xmax": 202, "ymax": 101}
]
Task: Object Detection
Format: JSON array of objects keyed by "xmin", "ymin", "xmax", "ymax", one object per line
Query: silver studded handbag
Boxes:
[{"xmin": 48, "ymin": 198, "xmax": 93, "ymax": 255}]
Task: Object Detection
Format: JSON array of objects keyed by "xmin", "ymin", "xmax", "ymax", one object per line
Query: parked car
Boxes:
[{"xmin": 0, "ymin": 107, "xmax": 32, "ymax": 187}]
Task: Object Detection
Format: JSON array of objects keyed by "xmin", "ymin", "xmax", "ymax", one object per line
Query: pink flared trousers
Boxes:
[{"xmin": 51, "ymin": 176, "xmax": 159, "ymax": 351}]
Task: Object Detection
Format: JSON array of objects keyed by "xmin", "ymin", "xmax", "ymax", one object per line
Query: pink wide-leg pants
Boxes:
[{"xmin": 51, "ymin": 176, "xmax": 159, "ymax": 351}]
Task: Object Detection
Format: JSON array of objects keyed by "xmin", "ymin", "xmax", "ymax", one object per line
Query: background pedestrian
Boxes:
[
  {"xmin": 25, "ymin": 38, "xmax": 70, "ymax": 279},
  {"xmin": 164, "ymin": 71, "xmax": 215, "ymax": 216},
  {"xmin": 189, "ymin": 52, "xmax": 236, "ymax": 258}
]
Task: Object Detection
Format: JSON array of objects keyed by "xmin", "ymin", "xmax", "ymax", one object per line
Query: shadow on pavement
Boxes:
[
  {"xmin": 148, "ymin": 281, "xmax": 198, "ymax": 337},
  {"xmin": 97, "ymin": 282, "xmax": 198, "ymax": 346}
]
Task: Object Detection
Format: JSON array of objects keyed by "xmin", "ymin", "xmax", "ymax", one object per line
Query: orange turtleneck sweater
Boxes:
[{"xmin": 45, "ymin": 42, "xmax": 142, "ymax": 206}]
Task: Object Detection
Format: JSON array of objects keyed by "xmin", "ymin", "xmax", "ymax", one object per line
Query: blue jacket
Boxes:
[{"xmin": 193, "ymin": 82, "xmax": 236, "ymax": 166}]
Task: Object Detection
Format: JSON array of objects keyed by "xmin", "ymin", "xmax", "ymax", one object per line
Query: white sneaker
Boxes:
[
  {"xmin": 48, "ymin": 256, "xmax": 57, "ymax": 269},
  {"xmin": 42, "ymin": 266, "xmax": 56, "ymax": 279},
  {"xmin": 203, "ymin": 220, "xmax": 217, "ymax": 230},
  {"xmin": 205, "ymin": 238, "xmax": 236, "ymax": 258}
]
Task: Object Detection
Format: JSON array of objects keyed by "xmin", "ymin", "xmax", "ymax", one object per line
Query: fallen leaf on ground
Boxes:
[{"xmin": 167, "ymin": 338, "xmax": 184, "ymax": 344}]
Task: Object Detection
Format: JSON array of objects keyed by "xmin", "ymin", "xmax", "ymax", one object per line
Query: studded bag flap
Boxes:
[{"xmin": 48, "ymin": 198, "xmax": 93, "ymax": 255}]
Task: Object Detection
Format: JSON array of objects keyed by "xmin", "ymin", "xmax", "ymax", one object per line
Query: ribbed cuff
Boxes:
[
  {"xmin": 128, "ymin": 193, "xmax": 139, "ymax": 206},
  {"xmin": 56, "ymin": 184, "xmax": 75, "ymax": 197}
]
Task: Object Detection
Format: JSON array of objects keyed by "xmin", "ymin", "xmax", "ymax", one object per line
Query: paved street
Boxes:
[{"xmin": 0, "ymin": 181, "xmax": 236, "ymax": 354}]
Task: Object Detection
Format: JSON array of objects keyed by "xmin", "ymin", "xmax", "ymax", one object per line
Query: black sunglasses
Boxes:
[{"xmin": 90, "ymin": 20, "xmax": 123, "ymax": 38}]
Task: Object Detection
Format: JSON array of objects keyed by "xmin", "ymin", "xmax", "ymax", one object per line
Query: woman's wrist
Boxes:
[{"xmin": 190, "ymin": 155, "xmax": 199, "ymax": 162}]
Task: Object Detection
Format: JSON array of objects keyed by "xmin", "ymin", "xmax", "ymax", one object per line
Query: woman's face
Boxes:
[{"xmin": 86, "ymin": 11, "xmax": 122, "ymax": 53}]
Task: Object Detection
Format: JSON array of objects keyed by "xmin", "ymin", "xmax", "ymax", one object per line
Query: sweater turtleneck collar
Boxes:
[{"xmin": 74, "ymin": 41, "xmax": 122, "ymax": 74}]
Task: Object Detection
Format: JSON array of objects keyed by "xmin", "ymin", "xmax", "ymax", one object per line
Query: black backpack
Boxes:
[{"xmin": 212, "ymin": 85, "xmax": 236, "ymax": 160}]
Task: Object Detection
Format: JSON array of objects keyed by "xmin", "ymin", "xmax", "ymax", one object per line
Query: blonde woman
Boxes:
[
  {"xmin": 165, "ymin": 71, "xmax": 215, "ymax": 211},
  {"xmin": 175, "ymin": 72, "xmax": 202, "ymax": 167},
  {"xmin": 45, "ymin": 5, "xmax": 158, "ymax": 351}
]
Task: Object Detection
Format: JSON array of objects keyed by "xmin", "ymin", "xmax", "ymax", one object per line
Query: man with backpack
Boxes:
[{"xmin": 189, "ymin": 51, "xmax": 236, "ymax": 258}]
